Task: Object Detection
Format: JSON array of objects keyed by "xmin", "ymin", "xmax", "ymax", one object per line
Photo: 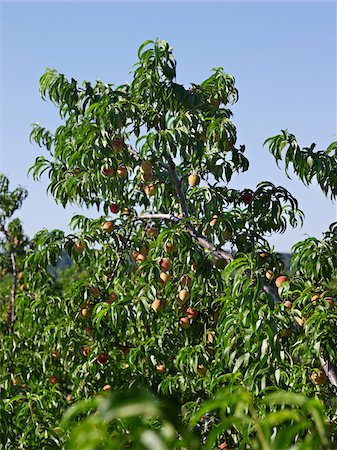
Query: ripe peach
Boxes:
[
  {"xmin": 103, "ymin": 221, "xmax": 114, "ymax": 233},
  {"xmin": 49, "ymin": 375, "xmax": 59, "ymax": 385},
  {"xmin": 160, "ymin": 272, "xmax": 172, "ymax": 284},
  {"xmin": 151, "ymin": 299, "xmax": 163, "ymax": 311},
  {"xmin": 101, "ymin": 166, "xmax": 114, "ymax": 177},
  {"xmin": 188, "ymin": 174, "xmax": 200, "ymax": 187},
  {"xmin": 117, "ymin": 165, "xmax": 128, "ymax": 179},
  {"xmin": 209, "ymin": 215, "xmax": 218, "ymax": 227},
  {"xmin": 106, "ymin": 293, "xmax": 118, "ymax": 304},
  {"xmin": 103, "ymin": 384, "xmax": 112, "ymax": 391},
  {"xmin": 197, "ymin": 364, "xmax": 206, "ymax": 376},
  {"xmin": 141, "ymin": 172, "xmax": 153, "ymax": 182},
  {"xmin": 73, "ymin": 240, "xmax": 86, "ymax": 253},
  {"xmin": 110, "ymin": 204, "xmax": 120, "ymax": 214},
  {"xmin": 311, "ymin": 370, "xmax": 326, "ymax": 385},
  {"xmin": 178, "ymin": 289, "xmax": 190, "ymax": 302},
  {"xmin": 97, "ymin": 352, "xmax": 108, "ymax": 365},
  {"xmin": 186, "ymin": 307, "xmax": 198, "ymax": 319},
  {"xmin": 164, "ymin": 242, "xmax": 176, "ymax": 253},
  {"xmin": 283, "ymin": 300, "xmax": 292, "ymax": 309},
  {"xmin": 81, "ymin": 308, "xmax": 91, "ymax": 318},
  {"xmin": 180, "ymin": 317, "xmax": 190, "ymax": 329},
  {"xmin": 241, "ymin": 191, "xmax": 254, "ymax": 205},
  {"xmin": 275, "ymin": 275, "xmax": 288, "ymax": 288},
  {"xmin": 144, "ymin": 183, "xmax": 155, "ymax": 196},
  {"xmin": 311, "ymin": 294, "xmax": 321, "ymax": 302},
  {"xmin": 160, "ymin": 257, "xmax": 172, "ymax": 272},
  {"xmin": 266, "ymin": 270, "xmax": 273, "ymax": 281},
  {"xmin": 156, "ymin": 364, "xmax": 166, "ymax": 374},
  {"xmin": 136, "ymin": 253, "xmax": 146, "ymax": 263}
]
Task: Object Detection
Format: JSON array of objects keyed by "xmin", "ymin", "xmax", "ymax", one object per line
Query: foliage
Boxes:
[{"xmin": 1, "ymin": 39, "xmax": 337, "ymax": 449}]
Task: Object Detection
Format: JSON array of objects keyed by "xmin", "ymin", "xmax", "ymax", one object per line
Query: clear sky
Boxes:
[{"xmin": 0, "ymin": 1, "xmax": 336, "ymax": 252}]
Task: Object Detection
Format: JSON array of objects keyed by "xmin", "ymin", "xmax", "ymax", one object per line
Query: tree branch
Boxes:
[{"xmin": 166, "ymin": 157, "xmax": 189, "ymax": 217}]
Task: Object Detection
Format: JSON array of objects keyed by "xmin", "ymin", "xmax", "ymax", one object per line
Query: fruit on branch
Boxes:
[
  {"xmin": 197, "ymin": 364, "xmax": 207, "ymax": 376},
  {"xmin": 188, "ymin": 173, "xmax": 200, "ymax": 187},
  {"xmin": 160, "ymin": 257, "xmax": 172, "ymax": 272},
  {"xmin": 12, "ymin": 375, "xmax": 23, "ymax": 386},
  {"xmin": 110, "ymin": 203, "xmax": 120, "ymax": 214},
  {"xmin": 180, "ymin": 317, "xmax": 190, "ymax": 329},
  {"xmin": 131, "ymin": 251, "xmax": 139, "ymax": 261},
  {"xmin": 311, "ymin": 370, "xmax": 326, "ymax": 385},
  {"xmin": 140, "ymin": 160, "xmax": 152, "ymax": 174},
  {"xmin": 103, "ymin": 221, "xmax": 114, "ymax": 233},
  {"xmin": 209, "ymin": 215, "xmax": 218, "ymax": 227},
  {"xmin": 101, "ymin": 166, "xmax": 114, "ymax": 177},
  {"xmin": 97, "ymin": 352, "xmax": 108, "ymax": 365},
  {"xmin": 103, "ymin": 384, "xmax": 112, "ymax": 391},
  {"xmin": 49, "ymin": 375, "xmax": 59, "ymax": 385},
  {"xmin": 117, "ymin": 165, "xmax": 128, "ymax": 179},
  {"xmin": 160, "ymin": 272, "xmax": 172, "ymax": 284},
  {"xmin": 122, "ymin": 208, "xmax": 131, "ymax": 215},
  {"xmin": 180, "ymin": 275, "xmax": 192, "ymax": 287},
  {"xmin": 266, "ymin": 270, "xmax": 273, "ymax": 281},
  {"xmin": 141, "ymin": 172, "xmax": 153, "ymax": 182},
  {"xmin": 51, "ymin": 350, "xmax": 58, "ymax": 358},
  {"xmin": 106, "ymin": 293, "xmax": 118, "ymax": 304},
  {"xmin": 241, "ymin": 191, "xmax": 254, "ymax": 205},
  {"xmin": 283, "ymin": 300, "xmax": 292, "ymax": 309},
  {"xmin": 136, "ymin": 253, "xmax": 146, "ymax": 263},
  {"xmin": 144, "ymin": 183, "xmax": 155, "ymax": 196},
  {"xmin": 311, "ymin": 294, "xmax": 321, "ymax": 302},
  {"xmin": 81, "ymin": 308, "xmax": 91, "ymax": 318},
  {"xmin": 146, "ymin": 227, "xmax": 159, "ymax": 238},
  {"xmin": 156, "ymin": 364, "xmax": 166, "ymax": 374},
  {"xmin": 73, "ymin": 240, "xmax": 86, "ymax": 253},
  {"xmin": 151, "ymin": 299, "xmax": 163, "ymax": 311},
  {"xmin": 84, "ymin": 326, "xmax": 93, "ymax": 335},
  {"xmin": 186, "ymin": 307, "xmax": 198, "ymax": 319},
  {"xmin": 219, "ymin": 442, "xmax": 229, "ymax": 450},
  {"xmin": 89, "ymin": 286, "xmax": 100, "ymax": 298},
  {"xmin": 178, "ymin": 289, "xmax": 190, "ymax": 302},
  {"xmin": 164, "ymin": 242, "xmax": 176, "ymax": 253},
  {"xmin": 275, "ymin": 275, "xmax": 288, "ymax": 288},
  {"xmin": 109, "ymin": 138, "xmax": 124, "ymax": 153}
]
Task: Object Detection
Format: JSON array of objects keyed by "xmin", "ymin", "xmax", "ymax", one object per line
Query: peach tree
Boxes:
[{"xmin": 6, "ymin": 39, "xmax": 337, "ymax": 447}]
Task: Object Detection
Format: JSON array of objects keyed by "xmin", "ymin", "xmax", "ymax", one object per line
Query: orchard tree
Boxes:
[
  {"xmin": 7, "ymin": 38, "xmax": 336, "ymax": 447},
  {"xmin": 0, "ymin": 174, "xmax": 29, "ymax": 332}
]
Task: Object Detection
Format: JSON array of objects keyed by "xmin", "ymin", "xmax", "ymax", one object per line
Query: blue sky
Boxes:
[{"xmin": 0, "ymin": 1, "xmax": 336, "ymax": 252}]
